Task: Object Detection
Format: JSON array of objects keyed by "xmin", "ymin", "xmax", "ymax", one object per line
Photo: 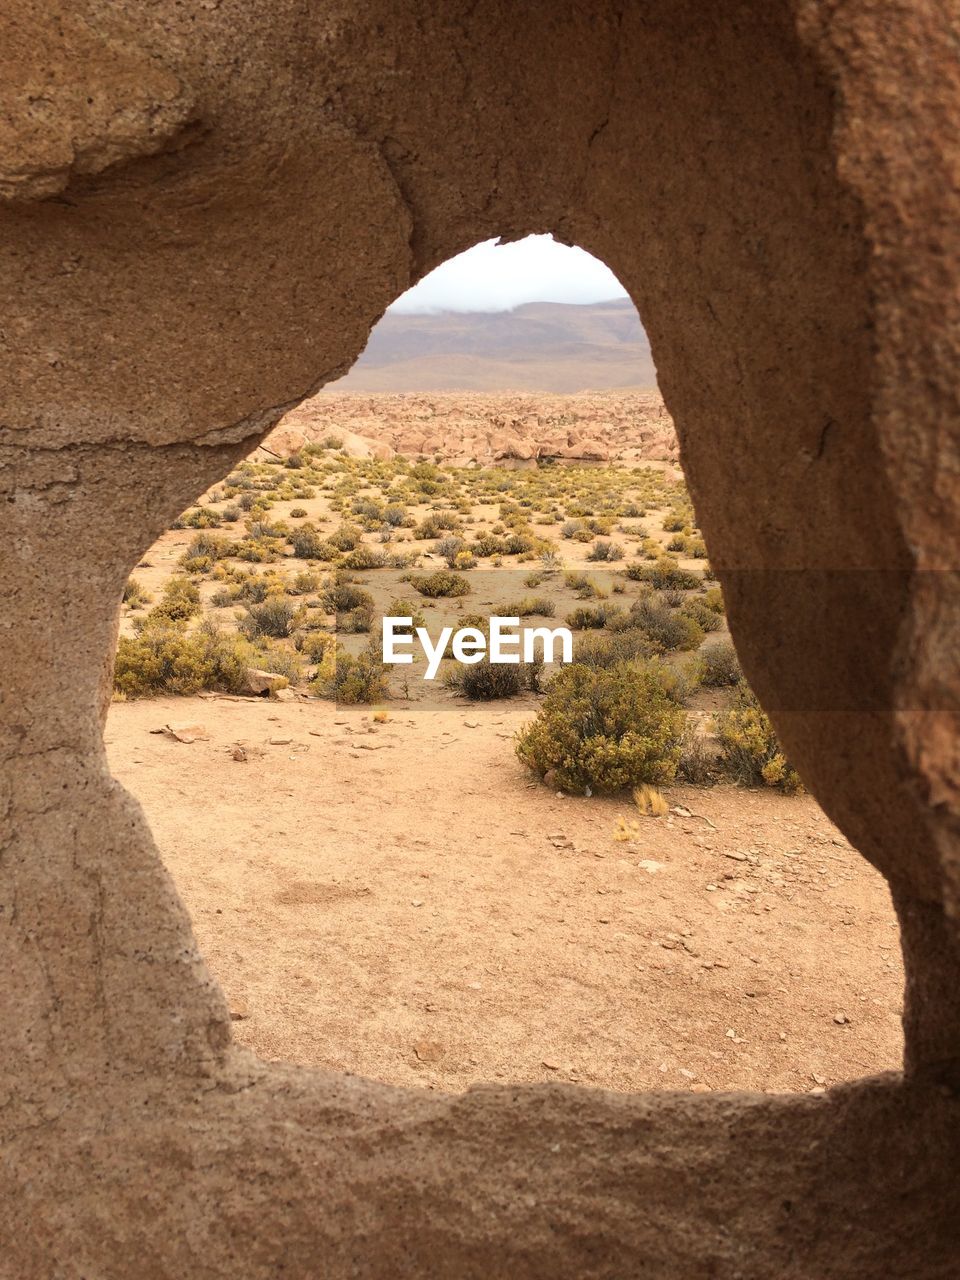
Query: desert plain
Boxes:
[{"xmin": 106, "ymin": 389, "xmax": 904, "ymax": 1096}]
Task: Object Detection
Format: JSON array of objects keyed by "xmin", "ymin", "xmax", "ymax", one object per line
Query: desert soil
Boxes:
[{"xmin": 106, "ymin": 693, "xmax": 904, "ymax": 1095}]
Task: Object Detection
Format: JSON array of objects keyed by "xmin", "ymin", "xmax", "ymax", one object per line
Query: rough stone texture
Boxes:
[{"xmin": 2, "ymin": 2, "xmax": 960, "ymax": 1276}]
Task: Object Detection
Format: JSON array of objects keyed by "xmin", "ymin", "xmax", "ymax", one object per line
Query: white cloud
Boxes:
[{"xmin": 389, "ymin": 235, "xmax": 627, "ymax": 314}]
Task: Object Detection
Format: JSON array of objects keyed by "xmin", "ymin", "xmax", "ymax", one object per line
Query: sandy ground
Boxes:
[{"xmin": 106, "ymin": 693, "xmax": 904, "ymax": 1095}]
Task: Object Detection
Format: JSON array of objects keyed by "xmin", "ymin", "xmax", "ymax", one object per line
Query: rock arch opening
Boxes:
[{"xmin": 103, "ymin": 238, "xmax": 903, "ymax": 1095}]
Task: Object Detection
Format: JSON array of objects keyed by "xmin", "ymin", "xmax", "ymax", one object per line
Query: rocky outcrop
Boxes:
[{"xmin": 260, "ymin": 390, "xmax": 678, "ymax": 465}]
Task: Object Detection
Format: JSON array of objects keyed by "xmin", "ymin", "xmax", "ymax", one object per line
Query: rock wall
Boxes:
[{"xmin": 2, "ymin": 1, "xmax": 960, "ymax": 1276}]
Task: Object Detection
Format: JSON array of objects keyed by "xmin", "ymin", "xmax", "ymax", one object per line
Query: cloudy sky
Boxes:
[{"xmin": 389, "ymin": 234, "xmax": 628, "ymax": 314}]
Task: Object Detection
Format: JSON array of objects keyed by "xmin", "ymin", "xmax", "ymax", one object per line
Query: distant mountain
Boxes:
[{"xmin": 325, "ymin": 299, "xmax": 657, "ymax": 393}]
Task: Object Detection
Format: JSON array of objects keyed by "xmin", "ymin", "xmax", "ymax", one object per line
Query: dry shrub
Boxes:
[
  {"xmin": 716, "ymin": 687, "xmax": 803, "ymax": 793},
  {"xmin": 114, "ymin": 618, "xmax": 249, "ymax": 697},
  {"xmin": 516, "ymin": 660, "xmax": 685, "ymax": 795}
]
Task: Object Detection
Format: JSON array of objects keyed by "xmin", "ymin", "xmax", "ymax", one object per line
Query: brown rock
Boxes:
[{"xmin": 2, "ymin": 4, "xmax": 960, "ymax": 1278}]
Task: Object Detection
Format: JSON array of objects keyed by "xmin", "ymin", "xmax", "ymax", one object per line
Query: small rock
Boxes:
[
  {"xmin": 413, "ymin": 1040, "xmax": 443, "ymax": 1063},
  {"xmin": 156, "ymin": 722, "xmax": 209, "ymax": 744},
  {"xmin": 242, "ymin": 668, "xmax": 288, "ymax": 696},
  {"xmin": 269, "ymin": 736, "xmax": 293, "ymax": 746},
  {"xmin": 833, "ymin": 1012, "xmax": 849, "ymax": 1025}
]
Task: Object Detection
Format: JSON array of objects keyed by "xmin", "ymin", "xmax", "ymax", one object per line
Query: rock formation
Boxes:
[
  {"xmin": 2, "ymin": 2, "xmax": 960, "ymax": 1276},
  {"xmin": 257, "ymin": 391, "xmax": 679, "ymax": 466}
]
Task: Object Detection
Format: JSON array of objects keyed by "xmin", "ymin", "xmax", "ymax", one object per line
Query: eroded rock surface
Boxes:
[{"xmin": 2, "ymin": 1, "xmax": 960, "ymax": 1276}]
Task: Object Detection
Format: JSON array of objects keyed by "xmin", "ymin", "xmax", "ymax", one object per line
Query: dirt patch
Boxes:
[{"xmin": 106, "ymin": 693, "xmax": 903, "ymax": 1095}]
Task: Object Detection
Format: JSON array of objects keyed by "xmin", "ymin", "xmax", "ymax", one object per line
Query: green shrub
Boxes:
[
  {"xmin": 446, "ymin": 657, "xmax": 542, "ymax": 700},
  {"xmin": 245, "ymin": 639, "xmax": 303, "ymax": 683},
  {"xmin": 515, "ymin": 660, "xmax": 685, "ymax": 794},
  {"xmin": 699, "ymin": 640, "xmax": 742, "ymax": 686},
  {"xmin": 149, "ymin": 576, "xmax": 201, "ymax": 622},
  {"xmin": 234, "ymin": 572, "xmax": 282, "ymax": 603},
  {"xmin": 245, "ymin": 518, "xmax": 287, "ymax": 540},
  {"xmin": 290, "ymin": 570, "xmax": 320, "ymax": 595},
  {"xmin": 231, "ymin": 535, "xmax": 284, "ymax": 562},
  {"xmin": 122, "ymin": 577, "xmax": 149, "ymax": 608},
  {"xmin": 679, "ymin": 598, "xmax": 723, "ymax": 632},
  {"xmin": 312, "ymin": 643, "xmax": 389, "ymax": 704},
  {"xmin": 341, "ymin": 544, "xmax": 387, "ymax": 570},
  {"xmin": 240, "ymin": 596, "xmax": 300, "ymax": 639},
  {"xmin": 503, "ymin": 531, "xmax": 536, "ymax": 555},
  {"xmin": 182, "ymin": 531, "xmax": 232, "ymax": 564},
  {"xmin": 473, "ymin": 534, "xmax": 507, "ymax": 557},
  {"xmin": 574, "ymin": 628, "xmax": 657, "ymax": 668},
  {"xmin": 328, "ymin": 524, "xmax": 364, "ymax": 551},
  {"xmin": 564, "ymin": 571, "xmax": 606, "ymax": 600},
  {"xmin": 436, "ymin": 535, "xmax": 466, "ymax": 566},
  {"xmin": 635, "ymin": 555, "xmax": 700, "ymax": 590},
  {"xmin": 566, "ymin": 604, "xmax": 613, "ymax": 630},
  {"xmin": 385, "ymin": 597, "xmax": 426, "ymax": 630},
  {"xmin": 179, "ymin": 505, "xmax": 222, "ymax": 529},
  {"xmin": 415, "ymin": 513, "xmax": 459, "ymax": 539},
  {"xmin": 114, "ymin": 618, "xmax": 249, "ymax": 697},
  {"xmin": 297, "ymin": 630, "xmax": 336, "ymax": 663},
  {"xmin": 338, "ymin": 604, "xmax": 374, "ymax": 633},
  {"xmin": 586, "ymin": 539, "xmax": 623, "ymax": 562},
  {"xmin": 407, "ymin": 570, "xmax": 471, "ymax": 598},
  {"xmin": 291, "ymin": 524, "xmax": 338, "ymax": 560},
  {"xmin": 323, "ymin": 580, "xmax": 374, "ymax": 614},
  {"xmin": 703, "ymin": 587, "xmax": 726, "ymax": 614},
  {"xmin": 179, "ymin": 555, "xmax": 213, "ymax": 574},
  {"xmin": 630, "ymin": 598, "xmax": 704, "ymax": 652},
  {"xmin": 716, "ymin": 687, "xmax": 803, "ymax": 792},
  {"xmin": 503, "ymin": 596, "xmax": 555, "ymax": 617}
]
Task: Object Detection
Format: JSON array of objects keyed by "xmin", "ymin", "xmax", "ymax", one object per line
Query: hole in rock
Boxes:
[{"xmin": 106, "ymin": 236, "xmax": 903, "ymax": 1095}]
